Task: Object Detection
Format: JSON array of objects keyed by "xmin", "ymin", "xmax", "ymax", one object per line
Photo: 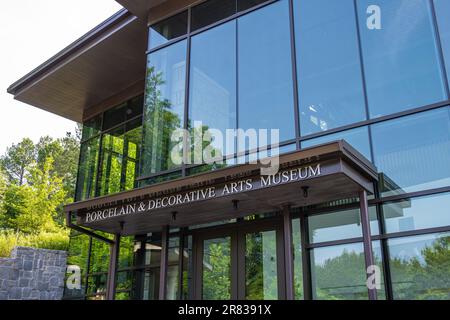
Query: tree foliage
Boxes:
[
  {"xmin": 0, "ymin": 130, "xmax": 80, "ymax": 257},
  {"xmin": 0, "ymin": 138, "xmax": 35, "ymax": 186}
]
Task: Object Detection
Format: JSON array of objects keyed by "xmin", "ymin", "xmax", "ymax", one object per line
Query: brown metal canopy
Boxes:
[
  {"xmin": 65, "ymin": 141, "xmax": 378, "ymax": 236},
  {"xmin": 7, "ymin": 9, "xmax": 147, "ymax": 122}
]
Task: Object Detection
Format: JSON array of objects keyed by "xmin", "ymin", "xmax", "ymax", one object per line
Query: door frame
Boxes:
[{"xmin": 192, "ymin": 218, "xmax": 286, "ymax": 300}]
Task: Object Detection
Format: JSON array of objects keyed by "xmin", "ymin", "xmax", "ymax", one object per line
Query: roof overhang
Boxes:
[
  {"xmin": 65, "ymin": 141, "xmax": 379, "ymax": 236},
  {"xmin": 116, "ymin": 0, "xmax": 167, "ymax": 20},
  {"xmin": 7, "ymin": 9, "xmax": 148, "ymax": 122}
]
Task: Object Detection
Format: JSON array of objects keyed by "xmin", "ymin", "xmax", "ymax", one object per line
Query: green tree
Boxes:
[
  {"xmin": 35, "ymin": 132, "xmax": 80, "ymax": 202},
  {"xmin": 3, "ymin": 157, "xmax": 66, "ymax": 234},
  {"xmin": 1, "ymin": 138, "xmax": 36, "ymax": 185}
]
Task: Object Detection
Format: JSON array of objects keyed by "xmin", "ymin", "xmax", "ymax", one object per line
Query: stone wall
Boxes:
[{"xmin": 0, "ymin": 247, "xmax": 67, "ymax": 300}]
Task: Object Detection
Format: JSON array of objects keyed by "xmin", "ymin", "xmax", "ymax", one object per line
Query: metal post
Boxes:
[
  {"xmin": 159, "ymin": 225, "xmax": 169, "ymax": 300},
  {"xmin": 359, "ymin": 190, "xmax": 378, "ymax": 300},
  {"xmin": 283, "ymin": 207, "xmax": 295, "ymax": 300},
  {"xmin": 106, "ymin": 234, "xmax": 121, "ymax": 300},
  {"xmin": 300, "ymin": 214, "xmax": 312, "ymax": 300}
]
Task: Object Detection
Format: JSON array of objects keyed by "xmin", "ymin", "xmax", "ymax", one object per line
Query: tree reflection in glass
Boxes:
[
  {"xmin": 141, "ymin": 41, "xmax": 186, "ymax": 177},
  {"xmin": 202, "ymin": 237, "xmax": 231, "ymax": 300},
  {"xmin": 389, "ymin": 232, "xmax": 450, "ymax": 300},
  {"xmin": 245, "ymin": 231, "xmax": 278, "ymax": 300}
]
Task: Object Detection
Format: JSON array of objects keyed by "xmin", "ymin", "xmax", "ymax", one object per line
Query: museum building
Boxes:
[{"xmin": 7, "ymin": 0, "xmax": 450, "ymax": 300}]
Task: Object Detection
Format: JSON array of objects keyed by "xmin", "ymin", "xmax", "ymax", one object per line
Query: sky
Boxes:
[{"xmin": 0, "ymin": 0, "xmax": 123, "ymax": 154}]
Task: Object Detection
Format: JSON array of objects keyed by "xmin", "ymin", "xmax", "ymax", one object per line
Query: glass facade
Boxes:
[
  {"xmin": 76, "ymin": 95, "xmax": 143, "ymax": 201},
  {"xmin": 358, "ymin": 0, "xmax": 447, "ymax": 118},
  {"xmin": 68, "ymin": 0, "xmax": 450, "ymax": 301}
]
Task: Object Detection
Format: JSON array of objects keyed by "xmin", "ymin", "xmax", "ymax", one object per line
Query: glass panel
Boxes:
[
  {"xmin": 115, "ymin": 292, "xmax": 132, "ymax": 300},
  {"xmin": 301, "ymin": 126, "xmax": 372, "ymax": 161},
  {"xmin": 245, "ymin": 230, "xmax": 278, "ymax": 300},
  {"xmin": 166, "ymin": 266, "xmax": 179, "ymax": 300},
  {"xmin": 65, "ymin": 234, "xmax": 90, "ymax": 298},
  {"xmin": 166, "ymin": 237, "xmax": 180, "ymax": 300},
  {"xmin": 144, "ymin": 237, "xmax": 162, "ymax": 267},
  {"xmin": 296, "ymin": 0, "xmax": 366, "ymax": 135},
  {"xmin": 182, "ymin": 235, "xmax": 193, "ymax": 300},
  {"xmin": 372, "ymin": 107, "xmax": 450, "ymax": 197},
  {"xmin": 81, "ymin": 115, "xmax": 101, "ymax": 141},
  {"xmin": 358, "ymin": 0, "xmax": 446, "ymax": 118},
  {"xmin": 242, "ymin": 144, "xmax": 297, "ymax": 166},
  {"xmin": 388, "ymin": 232, "xmax": 450, "ymax": 300},
  {"xmin": 99, "ymin": 119, "xmax": 142, "ymax": 196},
  {"xmin": 119, "ymin": 237, "xmax": 136, "ymax": 269},
  {"xmin": 238, "ymin": 0, "xmax": 271, "ymax": 12},
  {"xmin": 142, "ymin": 40, "xmax": 187, "ymax": 176},
  {"xmin": 89, "ymin": 238, "xmax": 110, "ymax": 273},
  {"xmin": 202, "ymin": 237, "xmax": 231, "ymax": 300},
  {"xmin": 76, "ymin": 137, "xmax": 100, "ymax": 201},
  {"xmin": 103, "ymin": 102, "xmax": 127, "ymax": 131},
  {"xmin": 308, "ymin": 207, "xmax": 378, "ymax": 244},
  {"xmin": 434, "ymin": 0, "xmax": 450, "ymax": 85},
  {"xmin": 383, "ymin": 192, "xmax": 450, "ymax": 234},
  {"xmin": 372, "ymin": 241, "xmax": 387, "ymax": 300},
  {"xmin": 116, "ymin": 271, "xmax": 134, "ymax": 292},
  {"xmin": 292, "ymin": 218, "xmax": 304, "ymax": 299},
  {"xmin": 189, "ymin": 21, "xmax": 237, "ymax": 160},
  {"xmin": 191, "ymin": 0, "xmax": 236, "ymax": 31},
  {"xmin": 143, "ymin": 269, "xmax": 160, "ymax": 300},
  {"xmin": 149, "ymin": 11, "xmax": 188, "ymax": 50},
  {"xmin": 238, "ymin": 0, "xmax": 295, "ymax": 143},
  {"xmin": 127, "ymin": 95, "xmax": 144, "ymax": 120},
  {"xmin": 138, "ymin": 171, "xmax": 182, "ymax": 187},
  {"xmin": 311, "ymin": 242, "xmax": 367, "ymax": 300},
  {"xmin": 87, "ymin": 274, "xmax": 107, "ymax": 295}
]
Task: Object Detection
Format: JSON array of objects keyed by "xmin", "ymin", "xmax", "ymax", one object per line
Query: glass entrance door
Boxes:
[{"xmin": 194, "ymin": 221, "xmax": 285, "ymax": 300}]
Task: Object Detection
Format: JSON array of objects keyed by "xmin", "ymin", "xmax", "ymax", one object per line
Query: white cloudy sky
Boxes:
[{"xmin": 0, "ymin": 0, "xmax": 123, "ymax": 154}]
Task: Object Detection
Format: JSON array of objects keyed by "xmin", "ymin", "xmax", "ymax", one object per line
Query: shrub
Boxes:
[{"xmin": 0, "ymin": 229, "xmax": 70, "ymax": 257}]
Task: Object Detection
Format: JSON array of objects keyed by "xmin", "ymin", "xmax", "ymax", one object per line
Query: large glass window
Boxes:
[
  {"xmin": 238, "ymin": 0, "xmax": 295, "ymax": 143},
  {"xmin": 76, "ymin": 137, "xmax": 100, "ymax": 201},
  {"xmin": 383, "ymin": 192, "xmax": 450, "ymax": 234},
  {"xmin": 434, "ymin": 0, "xmax": 450, "ymax": 85},
  {"xmin": 245, "ymin": 230, "xmax": 278, "ymax": 300},
  {"xmin": 76, "ymin": 96, "xmax": 143, "ymax": 201},
  {"xmin": 141, "ymin": 40, "xmax": 187, "ymax": 176},
  {"xmin": 202, "ymin": 237, "xmax": 232, "ymax": 300},
  {"xmin": 295, "ymin": 0, "xmax": 366, "ymax": 135},
  {"xmin": 65, "ymin": 234, "xmax": 90, "ymax": 298},
  {"xmin": 358, "ymin": 0, "xmax": 447, "ymax": 118},
  {"xmin": 388, "ymin": 232, "xmax": 450, "ymax": 300},
  {"xmin": 308, "ymin": 207, "xmax": 379, "ymax": 244},
  {"xmin": 301, "ymin": 126, "xmax": 372, "ymax": 161},
  {"xmin": 81, "ymin": 115, "xmax": 101, "ymax": 141},
  {"xmin": 311, "ymin": 242, "xmax": 367, "ymax": 300},
  {"xmin": 98, "ymin": 118, "xmax": 142, "ymax": 196},
  {"xmin": 189, "ymin": 21, "xmax": 237, "ymax": 159},
  {"xmin": 371, "ymin": 107, "xmax": 450, "ymax": 197}
]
